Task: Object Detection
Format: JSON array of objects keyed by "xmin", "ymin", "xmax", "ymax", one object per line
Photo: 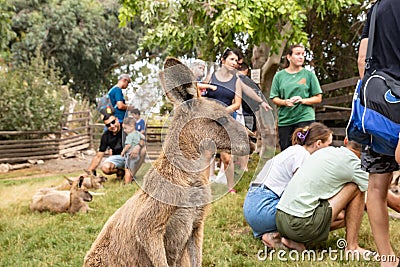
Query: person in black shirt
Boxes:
[
  {"xmin": 87, "ymin": 114, "xmax": 145, "ymax": 180},
  {"xmin": 358, "ymin": 1, "xmax": 400, "ymax": 265}
]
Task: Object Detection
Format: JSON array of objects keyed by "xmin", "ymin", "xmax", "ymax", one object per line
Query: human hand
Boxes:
[
  {"xmin": 290, "ymin": 96, "xmax": 303, "ymax": 103},
  {"xmin": 129, "ymin": 146, "xmax": 140, "ymax": 158},
  {"xmin": 285, "ymin": 99, "xmax": 295, "ymax": 107},
  {"xmin": 261, "ymin": 101, "xmax": 273, "ymax": 111}
]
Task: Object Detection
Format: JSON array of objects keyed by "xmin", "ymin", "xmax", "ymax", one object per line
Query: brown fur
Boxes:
[
  {"xmin": 55, "ymin": 173, "xmax": 107, "ymax": 191},
  {"xmin": 30, "ymin": 176, "xmax": 93, "ymax": 214},
  {"xmin": 83, "ymin": 57, "xmax": 250, "ymax": 266}
]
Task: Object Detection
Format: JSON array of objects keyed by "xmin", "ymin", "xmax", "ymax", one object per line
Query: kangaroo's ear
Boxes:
[
  {"xmin": 159, "ymin": 57, "xmax": 197, "ymax": 104},
  {"xmin": 78, "ymin": 176, "xmax": 84, "ymax": 188},
  {"xmin": 64, "ymin": 176, "xmax": 74, "ymax": 185}
]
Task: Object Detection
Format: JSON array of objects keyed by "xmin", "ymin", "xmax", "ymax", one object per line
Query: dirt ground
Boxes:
[
  {"xmin": 34, "ymin": 153, "xmax": 95, "ymax": 173},
  {"xmin": 0, "ymin": 150, "xmax": 97, "ymax": 180}
]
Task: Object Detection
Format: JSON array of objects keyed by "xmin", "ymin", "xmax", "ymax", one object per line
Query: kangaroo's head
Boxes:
[
  {"xmin": 71, "ymin": 176, "xmax": 93, "ymax": 202},
  {"xmin": 159, "ymin": 57, "xmax": 250, "ymax": 172}
]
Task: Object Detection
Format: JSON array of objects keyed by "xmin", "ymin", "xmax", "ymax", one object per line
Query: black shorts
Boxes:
[{"xmin": 361, "ymin": 145, "xmax": 399, "ymax": 173}]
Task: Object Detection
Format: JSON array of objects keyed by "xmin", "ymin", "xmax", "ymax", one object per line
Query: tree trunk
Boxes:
[{"xmin": 251, "ymin": 22, "xmax": 292, "ymax": 156}]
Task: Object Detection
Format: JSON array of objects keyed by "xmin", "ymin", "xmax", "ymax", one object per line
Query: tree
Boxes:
[
  {"xmin": 0, "ymin": 0, "xmax": 16, "ymax": 61},
  {"xmin": 119, "ymin": 0, "xmax": 361, "ymax": 96},
  {"xmin": 307, "ymin": 4, "xmax": 369, "ymax": 84},
  {"xmin": 8, "ymin": 0, "xmax": 144, "ymax": 101},
  {"xmin": 118, "ymin": 0, "xmax": 366, "ymax": 154}
]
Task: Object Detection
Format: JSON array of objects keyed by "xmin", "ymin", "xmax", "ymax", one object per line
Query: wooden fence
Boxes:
[
  {"xmin": 0, "ymin": 111, "xmax": 98, "ymax": 164},
  {"xmin": 315, "ymin": 76, "xmax": 359, "ymax": 146}
]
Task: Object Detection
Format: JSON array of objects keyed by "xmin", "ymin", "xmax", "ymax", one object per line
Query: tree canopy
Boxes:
[
  {"xmin": 119, "ymin": 0, "xmax": 365, "ymax": 95},
  {"xmin": 120, "ymin": 0, "xmax": 360, "ymax": 60},
  {"xmin": 7, "ymin": 0, "xmax": 144, "ymax": 101}
]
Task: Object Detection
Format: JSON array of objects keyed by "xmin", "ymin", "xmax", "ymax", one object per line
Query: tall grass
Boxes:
[{"xmin": 0, "ymin": 157, "xmax": 399, "ymax": 266}]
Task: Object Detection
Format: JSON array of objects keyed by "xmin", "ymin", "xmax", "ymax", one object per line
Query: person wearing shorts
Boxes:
[
  {"xmin": 276, "ymin": 139, "xmax": 369, "ymax": 254},
  {"xmin": 361, "ymin": 145, "xmax": 400, "ymax": 266},
  {"xmin": 358, "ymin": 1, "xmax": 400, "ymax": 264},
  {"xmin": 243, "ymin": 122, "xmax": 332, "ymax": 250},
  {"xmin": 120, "ymin": 116, "xmax": 145, "ymax": 184},
  {"xmin": 86, "ymin": 114, "xmax": 145, "ymax": 179}
]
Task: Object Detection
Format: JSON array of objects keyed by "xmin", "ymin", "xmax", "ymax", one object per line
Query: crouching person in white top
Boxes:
[
  {"xmin": 243, "ymin": 122, "xmax": 333, "ymax": 250},
  {"xmin": 276, "ymin": 138, "xmax": 370, "ymax": 255}
]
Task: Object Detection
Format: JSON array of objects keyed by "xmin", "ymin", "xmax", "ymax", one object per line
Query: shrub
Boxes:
[{"xmin": 0, "ymin": 52, "xmax": 66, "ymax": 131}]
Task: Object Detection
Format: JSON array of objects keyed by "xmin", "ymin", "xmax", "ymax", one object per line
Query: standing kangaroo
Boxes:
[{"xmin": 83, "ymin": 57, "xmax": 250, "ymax": 267}]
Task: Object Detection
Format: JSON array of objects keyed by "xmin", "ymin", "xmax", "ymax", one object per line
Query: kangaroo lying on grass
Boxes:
[
  {"xmin": 83, "ymin": 57, "xmax": 250, "ymax": 266},
  {"xmin": 55, "ymin": 171, "xmax": 107, "ymax": 191},
  {"xmin": 30, "ymin": 176, "xmax": 93, "ymax": 214}
]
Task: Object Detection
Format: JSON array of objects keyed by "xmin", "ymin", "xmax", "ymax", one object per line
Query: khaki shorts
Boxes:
[{"xmin": 276, "ymin": 200, "xmax": 332, "ymax": 244}]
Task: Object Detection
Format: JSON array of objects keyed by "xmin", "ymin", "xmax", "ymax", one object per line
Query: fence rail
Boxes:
[
  {"xmin": 0, "ymin": 111, "xmax": 93, "ymax": 164},
  {"xmin": 315, "ymin": 76, "xmax": 358, "ymax": 146}
]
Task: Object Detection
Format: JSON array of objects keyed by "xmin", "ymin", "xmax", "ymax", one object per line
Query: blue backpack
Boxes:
[
  {"xmin": 346, "ymin": 0, "xmax": 400, "ymax": 156},
  {"xmin": 346, "ymin": 73, "xmax": 400, "ymax": 156}
]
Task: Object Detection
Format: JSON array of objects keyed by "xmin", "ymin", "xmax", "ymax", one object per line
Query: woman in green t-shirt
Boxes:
[{"xmin": 270, "ymin": 44, "xmax": 323, "ymax": 151}]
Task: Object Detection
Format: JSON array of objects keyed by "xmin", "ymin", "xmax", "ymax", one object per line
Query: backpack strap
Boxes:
[{"xmin": 365, "ymin": 0, "xmax": 380, "ymax": 70}]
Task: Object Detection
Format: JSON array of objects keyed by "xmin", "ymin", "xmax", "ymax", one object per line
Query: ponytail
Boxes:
[{"xmin": 292, "ymin": 122, "xmax": 332, "ymax": 146}]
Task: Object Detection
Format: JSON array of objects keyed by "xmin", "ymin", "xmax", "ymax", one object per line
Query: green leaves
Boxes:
[
  {"xmin": 119, "ymin": 0, "xmax": 361, "ymax": 61},
  {"xmin": 0, "ymin": 51, "xmax": 65, "ymax": 131},
  {"xmin": 0, "ymin": 0, "xmax": 16, "ymax": 55}
]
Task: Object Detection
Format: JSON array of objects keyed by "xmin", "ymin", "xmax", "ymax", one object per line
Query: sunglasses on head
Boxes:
[{"xmin": 105, "ymin": 119, "xmax": 116, "ymax": 127}]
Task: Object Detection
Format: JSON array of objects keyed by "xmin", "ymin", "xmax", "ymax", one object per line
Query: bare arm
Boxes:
[
  {"xmin": 87, "ymin": 151, "xmax": 105, "ymax": 172},
  {"xmin": 129, "ymin": 138, "xmax": 146, "ymax": 158},
  {"xmin": 241, "ymin": 82, "xmax": 272, "ymax": 110},
  {"xmin": 358, "ymin": 38, "xmax": 368, "ymax": 79},
  {"xmin": 298, "ymin": 94, "xmax": 322, "ymax": 105},
  {"xmin": 116, "ymin": 101, "xmax": 133, "ymax": 111},
  {"xmin": 272, "ymin": 97, "xmax": 295, "ymax": 107},
  {"xmin": 197, "ymin": 83, "xmax": 217, "ymax": 91},
  {"xmin": 387, "ymin": 190, "xmax": 400, "ymax": 213},
  {"xmin": 226, "ymin": 80, "xmax": 242, "ymax": 113},
  {"xmin": 121, "ymin": 144, "xmax": 131, "ymax": 156}
]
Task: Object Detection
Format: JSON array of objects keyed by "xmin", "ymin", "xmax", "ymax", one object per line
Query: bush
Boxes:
[{"xmin": 0, "ymin": 53, "xmax": 66, "ymax": 131}]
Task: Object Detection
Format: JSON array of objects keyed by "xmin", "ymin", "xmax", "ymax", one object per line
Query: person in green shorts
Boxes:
[
  {"xmin": 275, "ymin": 139, "xmax": 370, "ymax": 255},
  {"xmin": 270, "ymin": 44, "xmax": 323, "ymax": 151}
]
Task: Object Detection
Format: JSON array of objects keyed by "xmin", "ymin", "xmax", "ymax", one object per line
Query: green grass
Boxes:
[{"xmin": 0, "ymin": 156, "xmax": 398, "ymax": 266}]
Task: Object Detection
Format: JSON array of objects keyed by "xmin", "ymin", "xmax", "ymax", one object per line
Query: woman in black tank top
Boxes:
[{"xmin": 204, "ymin": 48, "xmax": 243, "ymax": 193}]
